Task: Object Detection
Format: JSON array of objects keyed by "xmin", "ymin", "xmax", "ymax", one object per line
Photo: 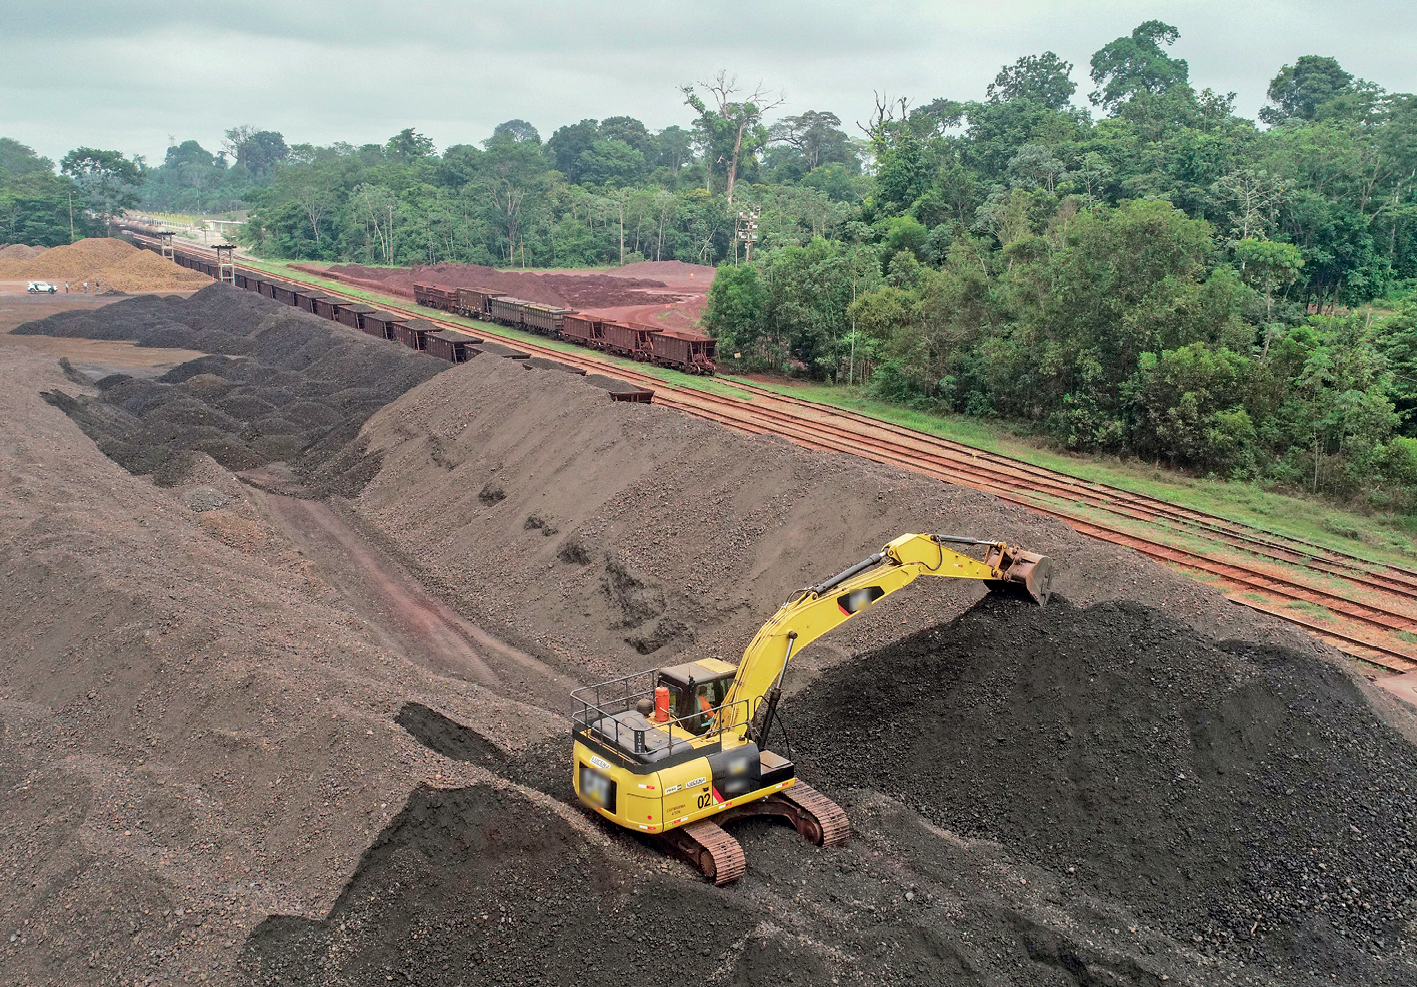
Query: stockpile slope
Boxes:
[
  {"xmin": 348, "ymin": 356, "xmax": 1417, "ymax": 981},
  {"xmin": 0, "ymin": 237, "xmax": 209, "ymax": 292},
  {"xmin": 0, "ymin": 243, "xmax": 49, "ymax": 260},
  {"xmin": 612, "ymin": 259, "xmax": 715, "ymax": 279},
  {"xmin": 4, "ymin": 302, "xmax": 1215, "ymax": 987},
  {"xmin": 0, "ymin": 344, "xmax": 563, "ymax": 986},
  {"xmin": 794, "ymin": 597, "xmax": 1417, "ymax": 977},
  {"xmin": 15, "ymin": 283, "xmax": 447, "ymax": 492},
  {"xmin": 9, "ymin": 287, "xmax": 1416, "ymax": 984},
  {"xmin": 352, "ymin": 355, "xmax": 1319, "ymax": 682}
]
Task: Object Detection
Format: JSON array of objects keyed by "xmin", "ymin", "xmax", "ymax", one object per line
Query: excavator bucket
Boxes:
[{"xmin": 984, "ymin": 547, "xmax": 1053, "ymax": 606}]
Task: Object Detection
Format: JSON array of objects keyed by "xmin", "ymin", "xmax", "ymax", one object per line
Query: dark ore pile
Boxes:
[
  {"xmin": 792, "ymin": 595, "xmax": 1417, "ymax": 977},
  {"xmin": 14, "ymin": 283, "xmax": 447, "ymax": 494}
]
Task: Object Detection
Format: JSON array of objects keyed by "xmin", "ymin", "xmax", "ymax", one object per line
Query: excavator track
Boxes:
[
  {"xmin": 654, "ymin": 819, "xmax": 747, "ymax": 886},
  {"xmin": 713, "ymin": 780, "xmax": 852, "ymax": 849},
  {"xmin": 777, "ymin": 781, "xmax": 851, "ymax": 847}
]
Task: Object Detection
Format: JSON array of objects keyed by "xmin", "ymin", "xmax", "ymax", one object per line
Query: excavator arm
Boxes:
[{"xmin": 719, "ymin": 533, "xmax": 1051, "ymax": 741}]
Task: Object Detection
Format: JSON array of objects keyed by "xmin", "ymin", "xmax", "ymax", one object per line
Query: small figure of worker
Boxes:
[
  {"xmin": 64, "ymin": 282, "xmax": 69, "ymax": 293},
  {"xmin": 83, "ymin": 281, "xmax": 88, "ymax": 294},
  {"xmin": 696, "ymin": 684, "xmax": 713, "ymax": 733}
]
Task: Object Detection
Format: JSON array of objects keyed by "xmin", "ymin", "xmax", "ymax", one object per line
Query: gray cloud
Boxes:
[{"xmin": 4, "ymin": 1, "xmax": 1415, "ymax": 164}]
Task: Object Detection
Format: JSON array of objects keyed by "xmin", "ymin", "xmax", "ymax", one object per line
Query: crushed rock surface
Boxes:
[
  {"xmin": 16, "ymin": 283, "xmax": 446, "ymax": 494},
  {"xmin": 5, "ymin": 294, "xmax": 1417, "ymax": 986}
]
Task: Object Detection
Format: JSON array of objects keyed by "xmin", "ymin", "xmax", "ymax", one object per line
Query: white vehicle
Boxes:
[{"xmin": 26, "ymin": 281, "xmax": 57, "ymax": 294}]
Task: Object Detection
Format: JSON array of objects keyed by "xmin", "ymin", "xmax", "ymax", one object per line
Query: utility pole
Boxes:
[
  {"xmin": 67, "ymin": 189, "xmax": 74, "ymax": 242},
  {"xmin": 737, "ymin": 206, "xmax": 759, "ymax": 263}
]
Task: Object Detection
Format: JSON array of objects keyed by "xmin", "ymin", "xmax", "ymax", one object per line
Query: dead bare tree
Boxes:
[{"xmin": 858, "ymin": 92, "xmax": 912, "ymax": 141}]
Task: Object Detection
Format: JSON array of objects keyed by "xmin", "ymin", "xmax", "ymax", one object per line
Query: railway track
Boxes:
[
  {"xmin": 132, "ymin": 236, "xmax": 1417, "ymax": 673},
  {"xmin": 723, "ymin": 379, "xmax": 1417, "ymax": 591}
]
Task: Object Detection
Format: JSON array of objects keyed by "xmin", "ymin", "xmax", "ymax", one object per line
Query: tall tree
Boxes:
[
  {"xmin": 1089, "ymin": 20, "xmax": 1189, "ymax": 112},
  {"xmin": 223, "ymin": 127, "xmax": 288, "ymax": 179},
  {"xmin": 283, "ymin": 166, "xmax": 338, "ymax": 248},
  {"xmin": 0, "ymin": 170, "xmax": 93, "ymax": 246},
  {"xmin": 546, "ymin": 119, "xmax": 599, "ymax": 180},
  {"xmin": 351, "ymin": 183, "xmax": 397, "ymax": 263},
  {"xmin": 490, "ymin": 119, "xmax": 541, "ymax": 145},
  {"xmin": 598, "ymin": 116, "xmax": 654, "ymax": 158},
  {"xmin": 1260, "ymin": 56, "xmax": 1355, "ymax": 124},
  {"xmin": 163, "ymin": 139, "xmax": 214, "ymax": 170},
  {"xmin": 59, "ymin": 148, "xmax": 142, "ymax": 234},
  {"xmin": 654, "ymin": 126, "xmax": 694, "ymax": 174},
  {"xmin": 681, "ymin": 72, "xmax": 785, "ymax": 202},
  {"xmin": 385, "ymin": 128, "xmax": 436, "ymax": 161},
  {"xmin": 987, "ymin": 52, "xmax": 1077, "ymax": 110},
  {"xmin": 476, "ymin": 139, "xmax": 549, "ymax": 265},
  {"xmin": 0, "ymin": 138, "xmax": 56, "ymax": 177},
  {"xmin": 770, "ymin": 111, "xmax": 853, "ymax": 170}
]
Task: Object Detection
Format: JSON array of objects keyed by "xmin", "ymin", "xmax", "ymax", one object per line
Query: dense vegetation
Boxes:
[
  {"xmin": 698, "ymin": 27, "xmax": 1417, "ymax": 512},
  {"xmin": 0, "ymin": 139, "xmax": 102, "ymax": 245},
  {"xmin": 5, "ymin": 20, "xmax": 1417, "ymax": 512}
]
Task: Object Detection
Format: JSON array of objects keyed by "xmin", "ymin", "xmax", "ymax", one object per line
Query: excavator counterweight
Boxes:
[{"xmin": 571, "ymin": 532, "xmax": 1055, "ymax": 883}]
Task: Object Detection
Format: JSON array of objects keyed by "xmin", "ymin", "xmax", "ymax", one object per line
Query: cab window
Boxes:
[{"xmin": 671, "ymin": 677, "xmax": 730, "ymax": 735}]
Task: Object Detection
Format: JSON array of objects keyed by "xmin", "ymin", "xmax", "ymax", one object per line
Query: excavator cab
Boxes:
[{"xmin": 657, "ymin": 659, "xmax": 736, "ymax": 735}]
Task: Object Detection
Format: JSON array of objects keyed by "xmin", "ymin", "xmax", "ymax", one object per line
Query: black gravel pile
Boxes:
[
  {"xmin": 522, "ymin": 355, "xmax": 586, "ymax": 375},
  {"xmin": 20, "ymin": 284, "xmax": 449, "ymax": 494},
  {"xmin": 584, "ymin": 373, "xmax": 650, "ymax": 395},
  {"xmin": 474, "ymin": 340, "xmax": 529, "ymax": 359},
  {"xmin": 240, "ymin": 784, "xmax": 773, "ymax": 987},
  {"xmin": 790, "ymin": 595, "xmax": 1417, "ymax": 972}
]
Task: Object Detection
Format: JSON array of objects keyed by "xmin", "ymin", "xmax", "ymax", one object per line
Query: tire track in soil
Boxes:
[{"xmin": 264, "ymin": 493, "xmax": 577, "ymax": 705}]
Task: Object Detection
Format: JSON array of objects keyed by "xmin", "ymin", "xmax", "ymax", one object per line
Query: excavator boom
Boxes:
[{"xmin": 721, "ymin": 534, "xmax": 1050, "ymax": 736}]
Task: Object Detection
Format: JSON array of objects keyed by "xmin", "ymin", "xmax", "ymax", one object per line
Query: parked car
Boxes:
[{"xmin": 26, "ymin": 281, "xmax": 57, "ymax": 294}]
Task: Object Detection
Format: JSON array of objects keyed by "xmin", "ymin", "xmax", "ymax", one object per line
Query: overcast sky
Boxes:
[{"xmin": 5, "ymin": 1, "xmax": 1416, "ymax": 166}]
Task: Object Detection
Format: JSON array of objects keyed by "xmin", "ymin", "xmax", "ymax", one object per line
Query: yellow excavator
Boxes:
[{"xmin": 571, "ymin": 533, "xmax": 1053, "ymax": 884}]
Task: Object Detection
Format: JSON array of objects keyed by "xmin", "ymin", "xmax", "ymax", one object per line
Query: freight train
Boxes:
[
  {"xmin": 120, "ymin": 233, "xmax": 664, "ymax": 399},
  {"xmin": 415, "ymin": 281, "xmax": 718, "ymax": 375},
  {"xmin": 122, "ymin": 227, "xmax": 717, "ymax": 377}
]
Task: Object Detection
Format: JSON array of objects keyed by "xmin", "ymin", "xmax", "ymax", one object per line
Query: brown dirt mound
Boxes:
[
  {"xmin": 0, "ymin": 237, "xmax": 208, "ymax": 292},
  {"xmin": 318, "ymin": 261, "xmax": 680, "ymax": 310},
  {"xmin": 0, "ymin": 243, "xmax": 49, "ymax": 260},
  {"xmin": 611, "ymin": 259, "xmax": 716, "ymax": 280}
]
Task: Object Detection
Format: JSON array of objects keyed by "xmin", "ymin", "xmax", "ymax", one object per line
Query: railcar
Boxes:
[
  {"xmin": 522, "ymin": 303, "xmax": 574, "ymax": 337},
  {"xmin": 651, "ymin": 330, "xmax": 717, "ymax": 375},
  {"xmin": 425, "ymin": 329, "xmax": 482, "ymax": 363},
  {"xmin": 489, "ymin": 295, "xmax": 531, "ymax": 327},
  {"xmin": 602, "ymin": 321, "xmax": 661, "ymax": 361},
  {"xmin": 560, "ymin": 313, "xmax": 604, "ymax": 348},
  {"xmin": 455, "ymin": 286, "xmax": 504, "ymax": 320}
]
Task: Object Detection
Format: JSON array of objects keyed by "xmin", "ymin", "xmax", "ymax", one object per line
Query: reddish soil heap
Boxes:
[{"xmin": 310, "ymin": 262, "xmax": 684, "ymax": 311}]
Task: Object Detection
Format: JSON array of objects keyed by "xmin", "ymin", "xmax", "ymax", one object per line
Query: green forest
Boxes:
[{"xmin": 5, "ymin": 20, "xmax": 1417, "ymax": 513}]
